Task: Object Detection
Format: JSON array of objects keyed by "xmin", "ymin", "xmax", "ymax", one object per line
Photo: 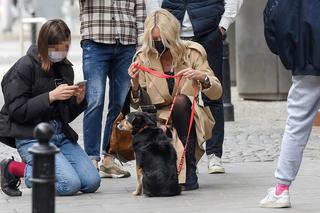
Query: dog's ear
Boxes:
[{"xmin": 143, "ymin": 113, "xmax": 157, "ymax": 127}]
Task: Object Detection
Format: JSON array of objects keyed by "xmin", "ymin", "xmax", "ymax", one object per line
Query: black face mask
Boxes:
[{"xmin": 153, "ymin": 40, "xmax": 167, "ymax": 55}]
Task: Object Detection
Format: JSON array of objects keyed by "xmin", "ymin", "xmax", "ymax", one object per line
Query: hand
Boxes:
[
  {"xmin": 176, "ymin": 68, "xmax": 206, "ymax": 83},
  {"xmin": 49, "ymin": 84, "xmax": 78, "ymax": 103},
  {"xmin": 128, "ymin": 62, "xmax": 140, "ymax": 91},
  {"xmin": 74, "ymin": 84, "xmax": 86, "ymax": 104}
]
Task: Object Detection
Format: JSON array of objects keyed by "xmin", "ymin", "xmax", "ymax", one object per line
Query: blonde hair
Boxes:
[{"xmin": 140, "ymin": 9, "xmax": 188, "ymax": 68}]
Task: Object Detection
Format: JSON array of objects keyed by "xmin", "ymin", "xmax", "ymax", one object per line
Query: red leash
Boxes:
[{"xmin": 133, "ymin": 64, "xmax": 198, "ymax": 175}]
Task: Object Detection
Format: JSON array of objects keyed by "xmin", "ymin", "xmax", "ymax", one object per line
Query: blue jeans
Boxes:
[
  {"xmin": 81, "ymin": 39, "xmax": 135, "ymax": 161},
  {"xmin": 16, "ymin": 121, "xmax": 101, "ymax": 196}
]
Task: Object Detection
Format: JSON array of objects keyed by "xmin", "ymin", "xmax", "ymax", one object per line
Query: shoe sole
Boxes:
[
  {"xmin": 260, "ymin": 202, "xmax": 291, "ymax": 208},
  {"xmin": 99, "ymin": 171, "xmax": 129, "ymax": 178},
  {"xmin": 208, "ymin": 167, "xmax": 225, "ymax": 174}
]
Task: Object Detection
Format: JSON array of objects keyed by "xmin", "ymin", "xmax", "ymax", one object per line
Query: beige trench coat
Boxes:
[{"xmin": 131, "ymin": 41, "xmax": 222, "ymax": 183}]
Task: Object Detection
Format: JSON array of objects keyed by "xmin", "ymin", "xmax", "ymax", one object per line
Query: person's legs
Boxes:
[
  {"xmin": 82, "ymin": 40, "xmax": 112, "ymax": 164},
  {"xmin": 172, "ymin": 94, "xmax": 198, "ymax": 190},
  {"xmin": 196, "ymin": 29, "xmax": 225, "ymax": 173},
  {"xmin": 57, "ymin": 136, "xmax": 101, "ymax": 194},
  {"xmin": 260, "ymin": 75, "xmax": 320, "ymax": 208},
  {"xmin": 276, "ymin": 76, "xmax": 320, "ymax": 184},
  {"xmin": 14, "ymin": 120, "xmax": 99, "ymax": 196},
  {"xmin": 99, "ymin": 43, "xmax": 135, "ymax": 178},
  {"xmin": 15, "ymin": 137, "xmax": 81, "ymax": 196}
]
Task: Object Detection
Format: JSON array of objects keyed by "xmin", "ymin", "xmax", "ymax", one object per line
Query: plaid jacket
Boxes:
[{"xmin": 79, "ymin": 0, "xmax": 146, "ymax": 46}]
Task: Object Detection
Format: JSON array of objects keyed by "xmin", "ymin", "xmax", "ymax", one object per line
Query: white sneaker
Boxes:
[
  {"xmin": 260, "ymin": 187, "xmax": 291, "ymax": 208},
  {"xmin": 207, "ymin": 154, "xmax": 225, "ymax": 174}
]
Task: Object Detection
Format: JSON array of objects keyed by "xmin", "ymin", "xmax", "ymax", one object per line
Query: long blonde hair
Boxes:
[{"xmin": 140, "ymin": 9, "xmax": 188, "ymax": 68}]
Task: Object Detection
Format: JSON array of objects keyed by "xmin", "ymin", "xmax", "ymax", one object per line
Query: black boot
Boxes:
[
  {"xmin": 180, "ymin": 137, "xmax": 199, "ymax": 191},
  {"xmin": 0, "ymin": 158, "xmax": 22, "ymax": 196}
]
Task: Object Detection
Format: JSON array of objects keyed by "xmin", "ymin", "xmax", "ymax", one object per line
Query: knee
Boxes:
[
  {"xmin": 81, "ymin": 172, "xmax": 101, "ymax": 193},
  {"xmin": 174, "ymin": 94, "xmax": 190, "ymax": 108},
  {"xmin": 56, "ymin": 175, "xmax": 81, "ymax": 196}
]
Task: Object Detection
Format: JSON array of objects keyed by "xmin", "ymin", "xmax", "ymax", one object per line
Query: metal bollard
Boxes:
[
  {"xmin": 29, "ymin": 123, "xmax": 59, "ymax": 213},
  {"xmin": 31, "ymin": 12, "xmax": 37, "ymax": 45},
  {"xmin": 222, "ymin": 33, "xmax": 235, "ymax": 121}
]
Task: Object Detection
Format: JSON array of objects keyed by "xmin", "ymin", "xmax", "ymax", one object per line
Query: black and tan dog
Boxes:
[{"xmin": 118, "ymin": 112, "xmax": 181, "ymax": 197}]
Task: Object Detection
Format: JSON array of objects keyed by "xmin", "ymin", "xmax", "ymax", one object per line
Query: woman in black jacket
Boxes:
[{"xmin": 0, "ymin": 19, "xmax": 100, "ymax": 197}]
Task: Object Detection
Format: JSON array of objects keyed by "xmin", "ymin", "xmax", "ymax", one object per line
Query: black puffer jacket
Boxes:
[
  {"xmin": 0, "ymin": 45, "xmax": 87, "ymax": 148},
  {"xmin": 264, "ymin": 0, "xmax": 320, "ymax": 75}
]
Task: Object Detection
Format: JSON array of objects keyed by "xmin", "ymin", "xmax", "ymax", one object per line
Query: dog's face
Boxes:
[{"xmin": 117, "ymin": 112, "xmax": 156, "ymax": 134}]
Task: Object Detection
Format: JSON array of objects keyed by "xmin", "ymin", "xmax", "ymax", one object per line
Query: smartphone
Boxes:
[{"xmin": 75, "ymin": 80, "xmax": 87, "ymax": 86}]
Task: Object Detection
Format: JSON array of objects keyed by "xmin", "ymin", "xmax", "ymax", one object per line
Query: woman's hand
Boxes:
[
  {"xmin": 176, "ymin": 68, "xmax": 206, "ymax": 83},
  {"xmin": 74, "ymin": 84, "xmax": 86, "ymax": 104},
  {"xmin": 49, "ymin": 84, "xmax": 78, "ymax": 104},
  {"xmin": 128, "ymin": 62, "xmax": 140, "ymax": 92}
]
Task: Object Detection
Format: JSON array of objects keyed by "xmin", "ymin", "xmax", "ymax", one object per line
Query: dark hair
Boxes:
[{"xmin": 37, "ymin": 19, "xmax": 71, "ymax": 71}]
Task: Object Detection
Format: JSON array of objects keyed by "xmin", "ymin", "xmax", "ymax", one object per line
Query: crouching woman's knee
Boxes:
[
  {"xmin": 56, "ymin": 175, "xmax": 81, "ymax": 196},
  {"xmin": 80, "ymin": 172, "xmax": 101, "ymax": 193}
]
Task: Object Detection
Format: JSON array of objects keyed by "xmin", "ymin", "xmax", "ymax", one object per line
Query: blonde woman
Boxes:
[{"xmin": 128, "ymin": 9, "xmax": 222, "ymax": 191}]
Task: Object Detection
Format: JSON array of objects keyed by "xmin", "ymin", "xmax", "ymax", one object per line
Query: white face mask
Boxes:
[{"xmin": 48, "ymin": 51, "xmax": 68, "ymax": 63}]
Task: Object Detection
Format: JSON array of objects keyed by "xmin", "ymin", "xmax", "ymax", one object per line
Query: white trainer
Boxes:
[
  {"xmin": 207, "ymin": 154, "xmax": 225, "ymax": 174},
  {"xmin": 260, "ymin": 187, "xmax": 291, "ymax": 208}
]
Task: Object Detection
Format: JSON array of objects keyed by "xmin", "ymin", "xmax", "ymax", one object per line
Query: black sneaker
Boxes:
[
  {"xmin": 0, "ymin": 158, "xmax": 22, "ymax": 196},
  {"xmin": 179, "ymin": 182, "xmax": 199, "ymax": 191}
]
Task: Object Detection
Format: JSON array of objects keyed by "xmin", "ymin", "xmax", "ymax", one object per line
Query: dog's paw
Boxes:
[{"xmin": 132, "ymin": 190, "xmax": 142, "ymax": 196}]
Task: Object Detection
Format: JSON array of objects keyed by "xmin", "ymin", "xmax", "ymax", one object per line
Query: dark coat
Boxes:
[
  {"xmin": 161, "ymin": 0, "xmax": 224, "ymax": 37},
  {"xmin": 0, "ymin": 45, "xmax": 87, "ymax": 148},
  {"xmin": 264, "ymin": 0, "xmax": 320, "ymax": 75}
]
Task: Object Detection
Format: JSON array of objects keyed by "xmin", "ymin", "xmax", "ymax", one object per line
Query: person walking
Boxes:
[
  {"xmin": 161, "ymin": 0, "xmax": 243, "ymax": 174},
  {"xmin": 260, "ymin": 0, "xmax": 320, "ymax": 208},
  {"xmin": 79, "ymin": 0, "xmax": 146, "ymax": 178}
]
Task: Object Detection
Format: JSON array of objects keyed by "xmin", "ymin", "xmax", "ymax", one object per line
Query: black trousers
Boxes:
[{"xmin": 194, "ymin": 29, "xmax": 224, "ymax": 158}]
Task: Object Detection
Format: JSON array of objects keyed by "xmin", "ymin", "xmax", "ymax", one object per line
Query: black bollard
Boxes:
[
  {"xmin": 29, "ymin": 123, "xmax": 59, "ymax": 213},
  {"xmin": 31, "ymin": 12, "xmax": 37, "ymax": 45},
  {"xmin": 222, "ymin": 34, "xmax": 235, "ymax": 121}
]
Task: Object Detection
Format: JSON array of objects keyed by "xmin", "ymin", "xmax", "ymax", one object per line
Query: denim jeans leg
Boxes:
[
  {"xmin": 16, "ymin": 136, "xmax": 82, "ymax": 196},
  {"xmin": 101, "ymin": 44, "xmax": 135, "ymax": 154},
  {"xmin": 15, "ymin": 138, "xmax": 37, "ymax": 188},
  {"xmin": 82, "ymin": 40, "xmax": 111, "ymax": 161},
  {"xmin": 57, "ymin": 136, "xmax": 101, "ymax": 193}
]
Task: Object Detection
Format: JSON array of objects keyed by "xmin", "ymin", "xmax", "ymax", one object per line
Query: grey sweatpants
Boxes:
[{"xmin": 275, "ymin": 75, "xmax": 320, "ymax": 186}]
